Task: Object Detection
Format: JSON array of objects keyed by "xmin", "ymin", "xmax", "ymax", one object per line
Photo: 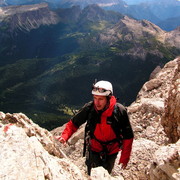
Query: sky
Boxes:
[
  {"xmin": 123, "ymin": 0, "xmax": 180, "ymax": 5},
  {"xmin": 123, "ymin": 0, "xmax": 155, "ymax": 4}
]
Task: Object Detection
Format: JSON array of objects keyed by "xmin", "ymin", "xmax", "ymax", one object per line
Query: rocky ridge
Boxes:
[
  {"xmin": 0, "ymin": 57, "xmax": 180, "ymax": 179},
  {"xmin": 0, "ymin": 3, "xmax": 59, "ymax": 33},
  {"xmin": 98, "ymin": 16, "xmax": 180, "ymax": 57},
  {"xmin": 0, "ymin": 3, "xmax": 180, "ymax": 47},
  {"xmin": 126, "ymin": 58, "xmax": 180, "ymax": 179},
  {"xmin": 129, "ymin": 58, "xmax": 180, "ymax": 144}
]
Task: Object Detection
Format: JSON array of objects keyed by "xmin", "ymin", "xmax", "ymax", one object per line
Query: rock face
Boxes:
[
  {"xmin": 129, "ymin": 58, "xmax": 180, "ymax": 145},
  {"xmin": 149, "ymin": 140, "xmax": 180, "ymax": 180},
  {"xmin": 0, "ymin": 112, "xmax": 123, "ymax": 180},
  {"xmin": 0, "ymin": 113, "xmax": 85, "ymax": 180},
  {"xmin": 0, "ymin": 57, "xmax": 180, "ymax": 180},
  {"xmin": 126, "ymin": 57, "xmax": 180, "ymax": 179},
  {"xmin": 148, "ymin": 57, "xmax": 180, "ymax": 179},
  {"xmin": 161, "ymin": 58, "xmax": 180, "ymax": 143},
  {"xmin": 0, "ymin": 3, "xmax": 59, "ymax": 33}
]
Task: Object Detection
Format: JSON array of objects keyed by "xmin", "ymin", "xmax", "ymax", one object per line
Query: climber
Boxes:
[{"xmin": 55, "ymin": 80, "xmax": 134, "ymax": 175}]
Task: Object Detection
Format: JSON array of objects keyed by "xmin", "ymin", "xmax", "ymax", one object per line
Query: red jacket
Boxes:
[
  {"xmin": 61, "ymin": 96, "xmax": 133, "ymax": 165},
  {"xmin": 90, "ymin": 96, "xmax": 120, "ymax": 154}
]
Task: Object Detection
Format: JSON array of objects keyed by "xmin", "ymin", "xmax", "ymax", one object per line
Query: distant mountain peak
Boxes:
[
  {"xmin": 80, "ymin": 4, "xmax": 107, "ymax": 20},
  {"xmin": 0, "ymin": 3, "xmax": 59, "ymax": 33},
  {"xmin": 1, "ymin": 3, "xmax": 48, "ymax": 17},
  {"xmin": 101, "ymin": 15, "xmax": 165, "ymax": 41}
]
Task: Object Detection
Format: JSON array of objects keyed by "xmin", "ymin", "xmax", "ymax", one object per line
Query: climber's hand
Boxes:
[{"xmin": 54, "ymin": 136, "xmax": 67, "ymax": 145}]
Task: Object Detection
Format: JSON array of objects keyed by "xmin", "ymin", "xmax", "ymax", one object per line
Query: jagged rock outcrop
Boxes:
[
  {"xmin": 129, "ymin": 57, "xmax": 180, "ymax": 145},
  {"xmin": 148, "ymin": 58, "xmax": 180, "ymax": 178},
  {"xmin": 149, "ymin": 140, "xmax": 180, "ymax": 180},
  {"xmin": 0, "ymin": 112, "xmax": 124, "ymax": 180},
  {"xmin": 0, "ymin": 112, "xmax": 63, "ymax": 158},
  {"xmin": 161, "ymin": 58, "xmax": 180, "ymax": 143},
  {"xmin": 126, "ymin": 57, "xmax": 180, "ymax": 179},
  {"xmin": 0, "ymin": 112, "xmax": 85, "ymax": 179}
]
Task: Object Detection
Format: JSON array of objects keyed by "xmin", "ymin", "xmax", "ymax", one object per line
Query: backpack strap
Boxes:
[
  {"xmin": 113, "ymin": 103, "xmax": 134, "ymax": 140},
  {"xmin": 110, "ymin": 103, "xmax": 124, "ymax": 145}
]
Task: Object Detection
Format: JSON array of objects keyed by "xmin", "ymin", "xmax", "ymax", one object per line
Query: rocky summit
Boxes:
[{"xmin": 0, "ymin": 57, "xmax": 180, "ymax": 179}]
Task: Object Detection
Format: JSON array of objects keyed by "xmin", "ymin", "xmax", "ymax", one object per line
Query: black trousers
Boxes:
[{"xmin": 87, "ymin": 151, "xmax": 118, "ymax": 175}]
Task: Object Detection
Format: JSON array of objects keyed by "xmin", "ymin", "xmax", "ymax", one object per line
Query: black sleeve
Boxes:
[
  {"xmin": 117, "ymin": 103, "xmax": 134, "ymax": 139},
  {"xmin": 71, "ymin": 101, "xmax": 93, "ymax": 128}
]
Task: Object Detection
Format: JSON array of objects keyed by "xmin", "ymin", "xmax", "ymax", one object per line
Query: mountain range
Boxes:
[
  {"xmin": 0, "ymin": 0, "xmax": 179, "ymax": 31},
  {"xmin": 0, "ymin": 3, "xmax": 180, "ymax": 129}
]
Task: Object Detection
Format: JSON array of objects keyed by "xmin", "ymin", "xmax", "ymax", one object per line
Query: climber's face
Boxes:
[{"xmin": 93, "ymin": 95, "xmax": 107, "ymax": 111}]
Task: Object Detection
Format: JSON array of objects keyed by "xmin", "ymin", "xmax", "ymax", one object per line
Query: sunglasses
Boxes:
[{"xmin": 92, "ymin": 86, "xmax": 107, "ymax": 93}]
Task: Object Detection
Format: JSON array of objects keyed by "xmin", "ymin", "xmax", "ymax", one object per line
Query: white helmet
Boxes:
[{"xmin": 92, "ymin": 80, "xmax": 113, "ymax": 96}]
